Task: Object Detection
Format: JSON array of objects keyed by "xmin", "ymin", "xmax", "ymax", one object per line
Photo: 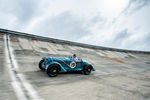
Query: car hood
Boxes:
[{"xmin": 42, "ymin": 57, "xmax": 72, "ymax": 62}]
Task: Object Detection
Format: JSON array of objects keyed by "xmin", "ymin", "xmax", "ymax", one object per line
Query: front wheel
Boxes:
[
  {"xmin": 47, "ymin": 66, "xmax": 59, "ymax": 77},
  {"xmin": 39, "ymin": 60, "xmax": 45, "ymax": 71},
  {"xmin": 83, "ymin": 65, "xmax": 92, "ymax": 75}
]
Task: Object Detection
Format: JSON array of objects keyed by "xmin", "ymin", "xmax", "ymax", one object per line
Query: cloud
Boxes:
[
  {"xmin": 123, "ymin": 0, "xmax": 150, "ymax": 14},
  {"xmin": 111, "ymin": 29, "xmax": 130, "ymax": 46},
  {"xmin": 32, "ymin": 11, "xmax": 102, "ymax": 41},
  {"xmin": 0, "ymin": 0, "xmax": 39, "ymax": 24},
  {"xmin": 13, "ymin": 0, "xmax": 39, "ymax": 22},
  {"xmin": 134, "ymin": 32, "xmax": 150, "ymax": 51},
  {"xmin": 123, "ymin": 32, "xmax": 150, "ymax": 51}
]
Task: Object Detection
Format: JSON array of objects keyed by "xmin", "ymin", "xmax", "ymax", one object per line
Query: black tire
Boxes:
[
  {"xmin": 83, "ymin": 65, "xmax": 92, "ymax": 75},
  {"xmin": 39, "ymin": 60, "xmax": 45, "ymax": 71},
  {"xmin": 47, "ymin": 65, "xmax": 59, "ymax": 77}
]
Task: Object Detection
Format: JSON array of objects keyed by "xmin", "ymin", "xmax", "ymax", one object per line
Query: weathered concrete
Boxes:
[
  {"xmin": 0, "ymin": 34, "xmax": 17, "ymax": 100},
  {"xmin": 0, "ymin": 29, "xmax": 150, "ymax": 100}
]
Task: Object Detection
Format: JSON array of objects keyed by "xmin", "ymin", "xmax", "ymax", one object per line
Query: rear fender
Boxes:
[
  {"xmin": 42, "ymin": 57, "xmax": 47, "ymax": 60},
  {"xmin": 46, "ymin": 62, "xmax": 67, "ymax": 72}
]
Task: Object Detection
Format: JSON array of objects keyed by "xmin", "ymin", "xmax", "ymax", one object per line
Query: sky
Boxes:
[{"xmin": 0, "ymin": 0, "xmax": 150, "ymax": 51}]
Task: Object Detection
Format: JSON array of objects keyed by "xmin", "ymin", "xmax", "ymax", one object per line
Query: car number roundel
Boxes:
[{"xmin": 70, "ymin": 61, "xmax": 76, "ymax": 68}]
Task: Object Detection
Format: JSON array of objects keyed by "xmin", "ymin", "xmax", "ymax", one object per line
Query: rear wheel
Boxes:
[
  {"xmin": 39, "ymin": 60, "xmax": 45, "ymax": 71},
  {"xmin": 83, "ymin": 65, "xmax": 92, "ymax": 75},
  {"xmin": 47, "ymin": 65, "xmax": 59, "ymax": 77}
]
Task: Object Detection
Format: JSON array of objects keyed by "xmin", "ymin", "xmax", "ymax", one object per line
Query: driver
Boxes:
[{"xmin": 72, "ymin": 54, "xmax": 78, "ymax": 61}]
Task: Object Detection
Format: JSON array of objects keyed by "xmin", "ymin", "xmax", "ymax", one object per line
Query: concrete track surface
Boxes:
[{"xmin": 0, "ymin": 30, "xmax": 150, "ymax": 100}]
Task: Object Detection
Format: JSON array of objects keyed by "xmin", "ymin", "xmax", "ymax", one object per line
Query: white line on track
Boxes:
[{"xmin": 4, "ymin": 34, "xmax": 44, "ymax": 100}]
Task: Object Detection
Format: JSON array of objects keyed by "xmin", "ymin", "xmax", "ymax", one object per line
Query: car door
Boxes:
[
  {"xmin": 65, "ymin": 58, "xmax": 74, "ymax": 70},
  {"xmin": 75, "ymin": 60, "xmax": 82, "ymax": 68}
]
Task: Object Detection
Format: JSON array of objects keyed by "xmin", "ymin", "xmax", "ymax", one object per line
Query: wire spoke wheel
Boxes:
[
  {"xmin": 47, "ymin": 66, "xmax": 59, "ymax": 77},
  {"xmin": 39, "ymin": 60, "xmax": 45, "ymax": 71},
  {"xmin": 83, "ymin": 65, "xmax": 92, "ymax": 75}
]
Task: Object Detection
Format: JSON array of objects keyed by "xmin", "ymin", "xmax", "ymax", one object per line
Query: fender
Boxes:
[
  {"xmin": 89, "ymin": 64, "xmax": 95, "ymax": 71},
  {"xmin": 91, "ymin": 67, "xmax": 95, "ymax": 71},
  {"xmin": 46, "ymin": 61, "xmax": 67, "ymax": 72},
  {"xmin": 42, "ymin": 57, "xmax": 47, "ymax": 60},
  {"xmin": 83, "ymin": 63, "xmax": 95, "ymax": 71}
]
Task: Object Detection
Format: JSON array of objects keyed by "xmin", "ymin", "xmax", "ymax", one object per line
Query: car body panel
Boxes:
[{"xmin": 41, "ymin": 56, "xmax": 95, "ymax": 73}]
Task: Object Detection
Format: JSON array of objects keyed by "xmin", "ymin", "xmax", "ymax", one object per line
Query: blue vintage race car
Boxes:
[{"xmin": 39, "ymin": 56, "xmax": 95, "ymax": 77}]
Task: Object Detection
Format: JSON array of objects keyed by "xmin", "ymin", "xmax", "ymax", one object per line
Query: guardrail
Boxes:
[{"xmin": 0, "ymin": 28, "xmax": 150, "ymax": 53}]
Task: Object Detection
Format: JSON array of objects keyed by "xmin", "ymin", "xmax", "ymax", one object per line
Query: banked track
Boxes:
[{"xmin": 0, "ymin": 28, "xmax": 150, "ymax": 100}]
